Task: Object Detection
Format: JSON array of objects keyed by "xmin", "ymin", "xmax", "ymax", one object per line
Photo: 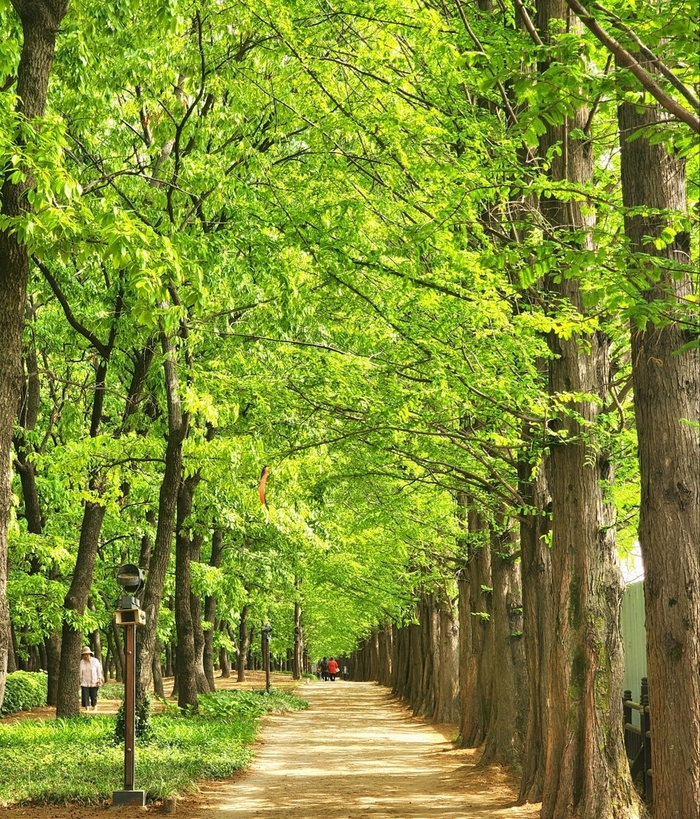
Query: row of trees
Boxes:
[{"xmin": 0, "ymin": 1, "xmax": 697, "ymax": 818}]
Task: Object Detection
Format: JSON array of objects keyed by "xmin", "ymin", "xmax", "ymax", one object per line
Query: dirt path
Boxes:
[
  {"xmin": 184, "ymin": 680, "xmax": 539, "ymax": 819},
  {"xmin": 0, "ymin": 678, "xmax": 541, "ymax": 819}
]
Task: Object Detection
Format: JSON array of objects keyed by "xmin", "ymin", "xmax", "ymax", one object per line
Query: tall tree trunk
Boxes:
[
  {"xmin": 481, "ymin": 521, "xmax": 527, "ymax": 768},
  {"xmin": 416, "ymin": 594, "xmax": 438, "ymax": 719},
  {"xmin": 407, "ymin": 620, "xmax": 422, "ymax": 712},
  {"xmin": 54, "ymin": 356, "xmax": 114, "ymax": 715},
  {"xmin": 377, "ymin": 622, "xmax": 393, "ymax": 688},
  {"xmin": 110, "ymin": 618, "xmax": 125, "ymax": 682},
  {"xmin": 237, "ymin": 605, "xmax": 249, "ymax": 682},
  {"xmin": 189, "ymin": 529, "xmax": 209, "ymax": 695},
  {"xmin": 135, "ymin": 328, "xmax": 187, "ymax": 707},
  {"xmin": 152, "ymin": 640, "xmax": 165, "ymax": 698},
  {"xmin": 246, "ymin": 625, "xmax": 256, "ymax": 670},
  {"xmin": 219, "ymin": 638, "xmax": 230, "ymax": 678},
  {"xmin": 174, "ymin": 475, "xmax": 200, "ymax": 711},
  {"xmin": 164, "ymin": 641, "xmax": 173, "ymax": 678},
  {"xmin": 293, "ymin": 577, "xmax": 302, "ymax": 681},
  {"xmin": 14, "ymin": 328, "xmax": 64, "ymax": 703},
  {"xmin": 433, "ymin": 599, "xmax": 460, "ymax": 724},
  {"xmin": 458, "ymin": 503, "xmax": 493, "ymax": 747},
  {"xmin": 517, "ymin": 456, "xmax": 552, "ymax": 803},
  {"xmin": 619, "ymin": 92, "xmax": 700, "ymax": 819},
  {"xmin": 55, "ymin": 500, "xmax": 106, "ymax": 717},
  {"xmin": 90, "ymin": 628, "xmax": 103, "ymax": 667},
  {"xmin": 203, "ymin": 528, "xmax": 224, "ymax": 690},
  {"xmin": 535, "ymin": 2, "xmax": 639, "ymax": 815},
  {"xmin": 391, "ymin": 623, "xmax": 410, "ymax": 698},
  {"xmin": 0, "ymin": 0, "xmax": 69, "ymax": 714}
]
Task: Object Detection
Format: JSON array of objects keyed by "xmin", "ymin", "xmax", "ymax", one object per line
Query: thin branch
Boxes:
[
  {"xmin": 565, "ymin": 0, "xmax": 700, "ymax": 133},
  {"xmin": 590, "ymin": 0, "xmax": 700, "ymax": 112},
  {"xmin": 33, "ymin": 258, "xmax": 110, "ymax": 358}
]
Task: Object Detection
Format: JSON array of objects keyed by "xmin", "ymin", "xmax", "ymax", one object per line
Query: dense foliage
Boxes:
[
  {"xmin": 0, "ymin": 0, "xmax": 697, "ymax": 815},
  {"xmin": 0, "ymin": 671, "xmax": 48, "ymax": 716}
]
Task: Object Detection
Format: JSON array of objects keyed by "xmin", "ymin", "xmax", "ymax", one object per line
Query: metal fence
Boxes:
[{"xmin": 623, "ymin": 676, "xmax": 652, "ymax": 803}]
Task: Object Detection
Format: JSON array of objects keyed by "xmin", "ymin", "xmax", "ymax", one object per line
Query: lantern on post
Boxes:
[
  {"xmin": 261, "ymin": 623, "xmax": 272, "ymax": 694},
  {"xmin": 112, "ymin": 564, "xmax": 146, "ymax": 807}
]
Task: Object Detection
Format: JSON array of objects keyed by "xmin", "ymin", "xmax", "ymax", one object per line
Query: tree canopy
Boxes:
[{"xmin": 1, "ymin": 0, "xmax": 698, "ymax": 815}]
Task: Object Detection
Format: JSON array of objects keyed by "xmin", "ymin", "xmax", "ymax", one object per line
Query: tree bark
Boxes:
[
  {"xmin": 619, "ymin": 92, "xmax": 700, "ymax": 819},
  {"xmin": 391, "ymin": 622, "xmax": 410, "ymax": 698},
  {"xmin": 535, "ymin": 2, "xmax": 639, "ymax": 815},
  {"xmin": 219, "ymin": 638, "xmax": 230, "ymax": 678},
  {"xmin": 537, "ymin": 0, "xmax": 640, "ymax": 819},
  {"xmin": 55, "ymin": 499, "xmax": 106, "ymax": 717},
  {"xmin": 110, "ymin": 618, "xmax": 125, "ymax": 682},
  {"xmin": 433, "ymin": 600, "xmax": 460, "ymax": 724},
  {"xmin": 135, "ymin": 327, "xmax": 188, "ymax": 707},
  {"xmin": 377, "ymin": 622, "xmax": 393, "ymax": 688},
  {"xmin": 13, "ymin": 321, "xmax": 63, "ymax": 704},
  {"xmin": 174, "ymin": 474, "xmax": 200, "ymax": 711},
  {"xmin": 189, "ymin": 528, "xmax": 209, "ymax": 695},
  {"xmin": 458, "ymin": 503, "xmax": 493, "ymax": 747},
  {"xmin": 517, "ymin": 457, "xmax": 552, "ymax": 803},
  {"xmin": 236, "ymin": 606, "xmax": 249, "ymax": 682},
  {"xmin": 152, "ymin": 640, "xmax": 165, "ymax": 698},
  {"xmin": 293, "ymin": 576, "xmax": 302, "ymax": 680},
  {"xmin": 481, "ymin": 521, "xmax": 527, "ymax": 768},
  {"xmin": 203, "ymin": 528, "xmax": 224, "ymax": 690}
]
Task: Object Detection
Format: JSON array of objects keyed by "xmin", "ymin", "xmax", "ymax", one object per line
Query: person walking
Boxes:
[
  {"xmin": 328, "ymin": 657, "xmax": 339, "ymax": 681},
  {"xmin": 320, "ymin": 656, "xmax": 329, "ymax": 681},
  {"xmin": 79, "ymin": 645, "xmax": 104, "ymax": 712}
]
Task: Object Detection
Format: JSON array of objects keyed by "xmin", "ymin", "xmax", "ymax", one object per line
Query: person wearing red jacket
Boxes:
[{"xmin": 327, "ymin": 658, "xmax": 339, "ymax": 681}]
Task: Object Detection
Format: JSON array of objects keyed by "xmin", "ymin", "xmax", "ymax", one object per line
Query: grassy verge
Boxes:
[
  {"xmin": 0, "ymin": 689, "xmax": 307, "ymax": 806},
  {"xmin": 98, "ymin": 682, "xmax": 125, "ymax": 700}
]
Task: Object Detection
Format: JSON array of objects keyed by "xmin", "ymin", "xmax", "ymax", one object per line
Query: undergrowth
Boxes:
[
  {"xmin": 0, "ymin": 689, "xmax": 307, "ymax": 806},
  {"xmin": 0, "ymin": 672, "xmax": 48, "ymax": 716}
]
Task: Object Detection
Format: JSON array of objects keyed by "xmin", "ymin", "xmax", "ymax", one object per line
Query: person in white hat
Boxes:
[{"xmin": 79, "ymin": 645, "xmax": 104, "ymax": 712}]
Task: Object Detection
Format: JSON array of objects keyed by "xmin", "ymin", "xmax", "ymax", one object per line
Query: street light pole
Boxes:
[
  {"xmin": 113, "ymin": 564, "xmax": 147, "ymax": 807},
  {"xmin": 123, "ymin": 621, "xmax": 137, "ymax": 791}
]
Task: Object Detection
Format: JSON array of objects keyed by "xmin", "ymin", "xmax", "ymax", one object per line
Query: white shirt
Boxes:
[{"xmin": 79, "ymin": 656, "xmax": 103, "ymax": 687}]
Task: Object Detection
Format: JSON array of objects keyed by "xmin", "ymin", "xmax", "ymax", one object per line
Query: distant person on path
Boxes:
[
  {"xmin": 321, "ymin": 656, "xmax": 329, "ymax": 681},
  {"xmin": 328, "ymin": 658, "xmax": 339, "ymax": 681},
  {"xmin": 316, "ymin": 661, "xmax": 323, "ymax": 680},
  {"xmin": 342, "ymin": 664, "xmax": 349, "ymax": 681},
  {"xmin": 79, "ymin": 645, "xmax": 103, "ymax": 712}
]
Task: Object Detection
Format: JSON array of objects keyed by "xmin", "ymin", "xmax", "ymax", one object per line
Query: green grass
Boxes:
[
  {"xmin": 0, "ymin": 689, "xmax": 307, "ymax": 806},
  {"xmin": 98, "ymin": 682, "xmax": 124, "ymax": 700}
]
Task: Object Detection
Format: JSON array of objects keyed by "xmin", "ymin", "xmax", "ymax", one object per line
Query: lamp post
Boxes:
[
  {"xmin": 261, "ymin": 623, "xmax": 272, "ymax": 694},
  {"xmin": 113, "ymin": 564, "xmax": 147, "ymax": 807}
]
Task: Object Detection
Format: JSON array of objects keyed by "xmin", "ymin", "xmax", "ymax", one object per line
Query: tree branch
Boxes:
[
  {"xmin": 565, "ymin": 0, "xmax": 700, "ymax": 133},
  {"xmin": 33, "ymin": 258, "xmax": 110, "ymax": 358}
]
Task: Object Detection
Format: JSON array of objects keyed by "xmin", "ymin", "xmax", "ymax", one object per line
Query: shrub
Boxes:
[
  {"xmin": 114, "ymin": 695, "xmax": 153, "ymax": 742},
  {"xmin": 0, "ymin": 688, "xmax": 308, "ymax": 805},
  {"xmin": 1, "ymin": 671, "xmax": 48, "ymax": 715}
]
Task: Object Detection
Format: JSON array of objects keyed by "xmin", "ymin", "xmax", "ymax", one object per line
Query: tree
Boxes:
[
  {"xmin": 0, "ymin": 0, "xmax": 69, "ymax": 711},
  {"xmin": 619, "ymin": 77, "xmax": 700, "ymax": 819},
  {"xmin": 519, "ymin": 0, "xmax": 639, "ymax": 814}
]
